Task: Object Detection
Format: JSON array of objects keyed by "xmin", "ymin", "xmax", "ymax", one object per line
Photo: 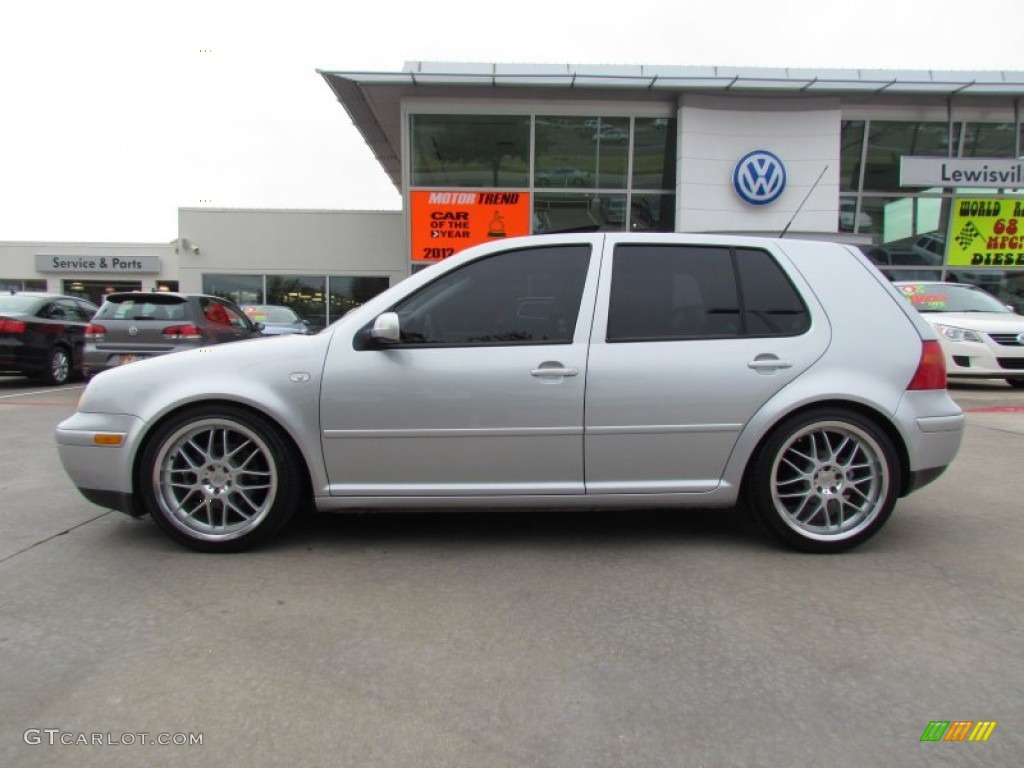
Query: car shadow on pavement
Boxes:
[{"xmin": 275, "ymin": 505, "xmax": 767, "ymax": 554}]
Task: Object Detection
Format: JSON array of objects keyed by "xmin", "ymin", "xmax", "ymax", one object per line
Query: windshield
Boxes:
[
  {"xmin": 0, "ymin": 295, "xmax": 40, "ymax": 313},
  {"xmin": 244, "ymin": 306, "xmax": 299, "ymax": 324},
  {"xmin": 897, "ymin": 283, "xmax": 1011, "ymax": 314}
]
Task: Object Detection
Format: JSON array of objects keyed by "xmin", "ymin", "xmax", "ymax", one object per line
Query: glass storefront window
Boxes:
[
  {"xmin": 533, "ymin": 192, "xmax": 627, "ymax": 232},
  {"xmin": 328, "ymin": 276, "xmax": 390, "ymax": 325},
  {"xmin": 960, "ymin": 123, "xmax": 1018, "ymax": 158},
  {"xmin": 411, "ymin": 114, "xmax": 529, "ymax": 188},
  {"xmin": 856, "ymin": 196, "xmax": 951, "ymax": 249},
  {"xmin": 632, "ymin": 117, "xmax": 677, "ymax": 191},
  {"xmin": 629, "ymin": 194, "xmax": 675, "ymax": 232},
  {"xmin": 863, "ymin": 121, "xmax": 959, "ymax": 193},
  {"xmin": 839, "ymin": 121, "xmax": 865, "ymax": 193},
  {"xmin": 267, "ymin": 275, "xmax": 326, "ymax": 330},
  {"xmin": 1, "ymin": 279, "xmax": 47, "ymax": 292},
  {"xmin": 203, "ymin": 274, "xmax": 263, "ymax": 304},
  {"xmin": 534, "ymin": 117, "xmax": 629, "ymax": 190}
]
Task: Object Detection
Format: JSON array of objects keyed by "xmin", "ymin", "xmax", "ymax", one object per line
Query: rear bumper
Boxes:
[{"xmin": 894, "ymin": 391, "xmax": 965, "ymax": 496}]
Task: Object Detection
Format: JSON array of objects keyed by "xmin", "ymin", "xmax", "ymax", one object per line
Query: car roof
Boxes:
[
  {"xmin": 102, "ymin": 292, "xmax": 221, "ymax": 302},
  {"xmin": 3, "ymin": 291, "xmax": 97, "ymax": 305}
]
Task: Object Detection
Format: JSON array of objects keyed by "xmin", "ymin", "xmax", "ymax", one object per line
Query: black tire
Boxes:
[
  {"xmin": 1006, "ymin": 378, "xmax": 1024, "ymax": 389},
  {"xmin": 745, "ymin": 408, "xmax": 900, "ymax": 553},
  {"xmin": 138, "ymin": 404, "xmax": 305, "ymax": 552},
  {"xmin": 41, "ymin": 346, "xmax": 72, "ymax": 386}
]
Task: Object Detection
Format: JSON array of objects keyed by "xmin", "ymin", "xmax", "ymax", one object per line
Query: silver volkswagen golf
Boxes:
[{"xmin": 55, "ymin": 234, "xmax": 964, "ymax": 553}]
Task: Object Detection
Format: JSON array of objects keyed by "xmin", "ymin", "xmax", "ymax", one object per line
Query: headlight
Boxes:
[{"xmin": 935, "ymin": 324, "xmax": 984, "ymax": 343}]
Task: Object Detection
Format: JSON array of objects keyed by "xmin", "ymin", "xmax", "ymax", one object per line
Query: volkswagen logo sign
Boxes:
[
  {"xmin": 733, "ymin": 150, "xmax": 786, "ymax": 205},
  {"xmin": 128, "ymin": 326, "xmax": 139, "ymax": 337},
  {"xmin": 1017, "ymin": 332, "xmax": 1024, "ymax": 345}
]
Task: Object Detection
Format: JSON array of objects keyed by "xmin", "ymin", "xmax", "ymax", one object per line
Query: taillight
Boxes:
[
  {"xmin": 163, "ymin": 324, "xmax": 204, "ymax": 340},
  {"xmin": 85, "ymin": 323, "xmax": 106, "ymax": 340},
  {"xmin": 0, "ymin": 318, "xmax": 28, "ymax": 333},
  {"xmin": 908, "ymin": 340, "xmax": 947, "ymax": 390}
]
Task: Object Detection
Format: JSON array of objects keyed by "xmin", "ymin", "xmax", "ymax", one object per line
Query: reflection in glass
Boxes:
[
  {"xmin": 203, "ymin": 274, "xmax": 263, "ymax": 304},
  {"xmin": 856, "ymin": 196, "xmax": 951, "ymax": 248},
  {"xmin": 632, "ymin": 117, "xmax": 677, "ymax": 190},
  {"xmin": 534, "ymin": 117, "xmax": 629, "ymax": 190},
  {"xmin": 960, "ymin": 123, "xmax": 1018, "ymax": 158},
  {"xmin": 532, "ymin": 193, "xmax": 626, "ymax": 232},
  {"xmin": 629, "ymin": 194, "xmax": 675, "ymax": 232},
  {"xmin": 328, "ymin": 276, "xmax": 390, "ymax": 326},
  {"xmin": 863, "ymin": 121, "xmax": 958, "ymax": 192},
  {"xmin": 840, "ymin": 121, "xmax": 865, "ymax": 192},
  {"xmin": 267, "ymin": 275, "xmax": 326, "ymax": 330},
  {"xmin": 411, "ymin": 115, "xmax": 529, "ymax": 188}
]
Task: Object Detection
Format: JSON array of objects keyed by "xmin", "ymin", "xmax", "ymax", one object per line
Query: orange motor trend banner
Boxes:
[{"xmin": 410, "ymin": 190, "xmax": 531, "ymax": 263}]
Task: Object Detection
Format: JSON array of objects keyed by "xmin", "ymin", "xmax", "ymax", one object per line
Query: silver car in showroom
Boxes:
[{"xmin": 56, "ymin": 233, "xmax": 964, "ymax": 553}]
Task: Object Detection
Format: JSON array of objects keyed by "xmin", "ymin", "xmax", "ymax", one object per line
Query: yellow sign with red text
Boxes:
[
  {"xmin": 947, "ymin": 197, "xmax": 1024, "ymax": 267},
  {"xmin": 410, "ymin": 190, "xmax": 531, "ymax": 263}
]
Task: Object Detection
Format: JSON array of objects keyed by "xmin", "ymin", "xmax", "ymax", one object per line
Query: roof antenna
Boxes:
[{"xmin": 779, "ymin": 165, "xmax": 828, "ymax": 238}]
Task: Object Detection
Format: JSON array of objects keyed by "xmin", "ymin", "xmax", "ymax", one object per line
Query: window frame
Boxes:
[
  {"xmin": 373, "ymin": 244, "xmax": 593, "ymax": 349},
  {"xmin": 605, "ymin": 244, "xmax": 811, "ymax": 344}
]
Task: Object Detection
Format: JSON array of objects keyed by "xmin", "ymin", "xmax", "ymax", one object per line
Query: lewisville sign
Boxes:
[{"xmin": 900, "ymin": 157, "xmax": 1024, "ymax": 188}]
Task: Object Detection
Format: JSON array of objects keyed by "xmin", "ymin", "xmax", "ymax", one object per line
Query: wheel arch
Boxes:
[
  {"xmin": 739, "ymin": 399, "xmax": 910, "ymax": 500},
  {"xmin": 130, "ymin": 398, "xmax": 314, "ymax": 510}
]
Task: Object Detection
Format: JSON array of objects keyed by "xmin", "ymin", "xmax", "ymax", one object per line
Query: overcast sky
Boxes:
[{"xmin": 1, "ymin": 0, "xmax": 1018, "ymax": 243}]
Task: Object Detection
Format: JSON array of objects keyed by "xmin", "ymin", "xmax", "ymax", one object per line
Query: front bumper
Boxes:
[
  {"xmin": 942, "ymin": 339, "xmax": 1024, "ymax": 378},
  {"xmin": 55, "ymin": 411, "xmax": 148, "ymax": 515}
]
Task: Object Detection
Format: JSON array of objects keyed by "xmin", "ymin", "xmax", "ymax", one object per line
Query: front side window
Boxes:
[
  {"xmin": 607, "ymin": 245, "xmax": 808, "ymax": 342},
  {"xmin": 391, "ymin": 245, "xmax": 591, "ymax": 346}
]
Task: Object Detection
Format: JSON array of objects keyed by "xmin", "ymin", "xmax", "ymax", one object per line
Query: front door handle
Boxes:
[{"xmin": 531, "ymin": 362, "xmax": 579, "ymax": 378}]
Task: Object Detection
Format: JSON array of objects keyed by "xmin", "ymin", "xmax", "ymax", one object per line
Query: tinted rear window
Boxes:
[{"xmin": 96, "ymin": 297, "xmax": 191, "ymax": 321}]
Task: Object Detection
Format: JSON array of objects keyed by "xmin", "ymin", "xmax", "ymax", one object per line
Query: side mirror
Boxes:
[{"xmin": 370, "ymin": 312, "xmax": 401, "ymax": 343}]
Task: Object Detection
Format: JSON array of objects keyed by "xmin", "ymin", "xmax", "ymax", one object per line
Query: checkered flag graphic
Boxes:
[{"xmin": 955, "ymin": 221, "xmax": 982, "ymax": 249}]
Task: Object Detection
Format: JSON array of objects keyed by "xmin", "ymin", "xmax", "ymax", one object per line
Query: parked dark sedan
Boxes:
[
  {"xmin": 0, "ymin": 292, "xmax": 99, "ymax": 385},
  {"xmin": 83, "ymin": 292, "xmax": 264, "ymax": 377}
]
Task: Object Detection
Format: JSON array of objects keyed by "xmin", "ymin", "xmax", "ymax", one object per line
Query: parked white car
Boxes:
[{"xmin": 895, "ymin": 281, "xmax": 1024, "ymax": 388}]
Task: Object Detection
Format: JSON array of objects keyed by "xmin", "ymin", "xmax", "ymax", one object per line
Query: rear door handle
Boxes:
[{"xmin": 748, "ymin": 357, "xmax": 793, "ymax": 372}]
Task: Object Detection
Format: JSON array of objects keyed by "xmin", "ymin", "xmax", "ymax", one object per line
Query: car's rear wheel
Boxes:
[
  {"xmin": 746, "ymin": 408, "xmax": 899, "ymax": 553},
  {"xmin": 41, "ymin": 346, "xmax": 72, "ymax": 385},
  {"xmin": 139, "ymin": 405, "xmax": 304, "ymax": 552}
]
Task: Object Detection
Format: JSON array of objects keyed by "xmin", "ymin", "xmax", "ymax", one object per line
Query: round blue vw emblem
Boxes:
[{"xmin": 733, "ymin": 150, "xmax": 786, "ymax": 205}]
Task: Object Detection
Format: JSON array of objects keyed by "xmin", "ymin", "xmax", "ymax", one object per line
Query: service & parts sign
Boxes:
[
  {"xmin": 947, "ymin": 197, "xmax": 1024, "ymax": 267},
  {"xmin": 410, "ymin": 190, "xmax": 531, "ymax": 263}
]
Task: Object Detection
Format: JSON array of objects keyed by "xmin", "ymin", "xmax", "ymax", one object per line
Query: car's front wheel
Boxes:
[
  {"xmin": 139, "ymin": 405, "xmax": 305, "ymax": 552},
  {"xmin": 745, "ymin": 408, "xmax": 899, "ymax": 553}
]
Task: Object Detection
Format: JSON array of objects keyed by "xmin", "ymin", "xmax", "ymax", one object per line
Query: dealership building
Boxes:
[{"xmin": 3, "ymin": 61, "xmax": 1024, "ymax": 317}]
